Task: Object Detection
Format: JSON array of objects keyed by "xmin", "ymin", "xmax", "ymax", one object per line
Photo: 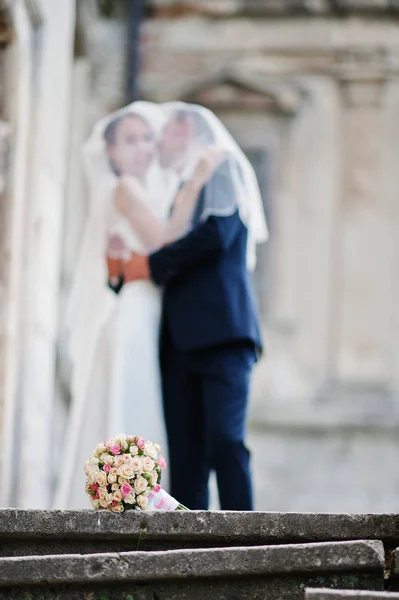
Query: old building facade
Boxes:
[
  {"xmin": 140, "ymin": 1, "xmax": 399, "ymax": 512},
  {"xmin": 2, "ymin": 0, "xmax": 399, "ymax": 510}
]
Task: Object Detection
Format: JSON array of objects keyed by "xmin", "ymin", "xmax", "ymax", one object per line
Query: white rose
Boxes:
[
  {"xmin": 87, "ymin": 468, "xmax": 99, "ymax": 485},
  {"xmin": 115, "ymin": 433, "xmax": 127, "ymax": 445},
  {"xmin": 122, "ymin": 454, "xmax": 131, "ymax": 463},
  {"xmin": 150, "ymin": 471, "xmax": 158, "ymax": 486},
  {"xmin": 95, "ymin": 442, "xmax": 107, "ymax": 455},
  {"xmin": 136, "ymin": 494, "xmax": 148, "ymax": 510},
  {"xmin": 113, "ymin": 490, "xmax": 123, "ymax": 502},
  {"xmin": 88, "ymin": 464, "xmax": 100, "ymax": 474},
  {"xmin": 130, "ymin": 445, "xmax": 139, "ymax": 456},
  {"xmin": 119, "ymin": 464, "xmax": 135, "ymax": 479},
  {"xmin": 134, "ymin": 477, "xmax": 148, "ymax": 495},
  {"xmin": 118, "ymin": 476, "xmax": 128, "ymax": 485},
  {"xmin": 99, "ymin": 497, "xmax": 109, "ymax": 508},
  {"xmin": 131, "ymin": 457, "xmax": 143, "ymax": 473},
  {"xmin": 153, "ymin": 443, "xmax": 161, "ymax": 454},
  {"xmin": 142, "ymin": 457, "xmax": 155, "ymax": 473},
  {"xmin": 98, "ymin": 487, "xmax": 108, "ymax": 500},
  {"xmin": 114, "ymin": 456, "xmax": 124, "ymax": 468},
  {"xmin": 89, "ymin": 456, "xmax": 100, "ymax": 466},
  {"xmin": 107, "ymin": 469, "xmax": 118, "ymax": 484},
  {"xmin": 111, "ymin": 503, "xmax": 124, "ymax": 513},
  {"xmin": 124, "ymin": 493, "xmax": 136, "ymax": 504},
  {"xmin": 111, "ymin": 483, "xmax": 119, "ymax": 491},
  {"xmin": 100, "ymin": 453, "xmax": 114, "ymax": 466},
  {"xmin": 144, "ymin": 442, "xmax": 157, "ymax": 459},
  {"xmin": 91, "ymin": 499, "xmax": 100, "ymax": 510},
  {"xmin": 96, "ymin": 472, "xmax": 107, "ymax": 487}
]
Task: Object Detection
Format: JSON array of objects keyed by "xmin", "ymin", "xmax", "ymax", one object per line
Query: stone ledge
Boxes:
[
  {"xmin": 306, "ymin": 590, "xmax": 399, "ymax": 599},
  {"xmin": 0, "ymin": 540, "xmax": 384, "ymax": 586},
  {"xmin": 151, "ymin": 0, "xmax": 399, "ymax": 17},
  {"xmin": 1, "ymin": 510, "xmax": 398, "ymax": 556}
]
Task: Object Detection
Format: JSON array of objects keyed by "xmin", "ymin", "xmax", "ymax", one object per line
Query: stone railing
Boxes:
[{"xmin": 1, "ymin": 510, "xmax": 399, "ymax": 599}]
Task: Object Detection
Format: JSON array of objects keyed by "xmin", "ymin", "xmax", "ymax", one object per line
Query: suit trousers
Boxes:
[{"xmin": 161, "ymin": 340, "xmax": 256, "ymax": 510}]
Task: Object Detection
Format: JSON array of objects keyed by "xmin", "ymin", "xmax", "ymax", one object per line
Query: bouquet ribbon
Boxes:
[{"xmin": 147, "ymin": 488, "xmax": 179, "ymax": 511}]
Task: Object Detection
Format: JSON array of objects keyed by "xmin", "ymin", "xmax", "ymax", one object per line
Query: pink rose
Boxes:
[
  {"xmin": 121, "ymin": 483, "xmax": 133, "ymax": 497},
  {"xmin": 103, "ymin": 464, "xmax": 111, "ymax": 474},
  {"xmin": 112, "ymin": 500, "xmax": 119, "ymax": 507},
  {"xmin": 91, "ymin": 483, "xmax": 99, "ymax": 491},
  {"xmin": 128, "ymin": 436, "xmax": 136, "ymax": 443},
  {"xmin": 94, "ymin": 491, "xmax": 100, "ymax": 499},
  {"xmin": 157, "ymin": 455, "xmax": 167, "ymax": 470},
  {"xmin": 136, "ymin": 437, "xmax": 145, "ymax": 451},
  {"xmin": 153, "ymin": 484, "xmax": 161, "ymax": 493},
  {"xmin": 110, "ymin": 444, "xmax": 121, "ymax": 455}
]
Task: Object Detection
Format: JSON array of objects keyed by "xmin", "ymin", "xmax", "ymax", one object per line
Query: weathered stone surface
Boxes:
[
  {"xmin": 387, "ymin": 547, "xmax": 399, "ymax": 591},
  {"xmin": 0, "ymin": 510, "xmax": 397, "ymax": 556},
  {"xmin": 0, "ymin": 540, "xmax": 385, "ymax": 600},
  {"xmin": 152, "ymin": 0, "xmax": 399, "ymax": 16},
  {"xmin": 306, "ymin": 590, "xmax": 399, "ymax": 599}
]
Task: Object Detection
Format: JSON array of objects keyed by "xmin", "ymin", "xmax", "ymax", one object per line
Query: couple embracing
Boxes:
[{"xmin": 55, "ymin": 102, "xmax": 268, "ymax": 511}]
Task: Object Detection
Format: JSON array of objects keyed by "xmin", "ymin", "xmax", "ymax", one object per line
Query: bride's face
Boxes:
[{"xmin": 107, "ymin": 115, "xmax": 155, "ymax": 178}]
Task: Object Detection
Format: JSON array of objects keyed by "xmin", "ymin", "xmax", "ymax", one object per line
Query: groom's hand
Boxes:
[{"xmin": 123, "ymin": 253, "xmax": 150, "ymax": 282}]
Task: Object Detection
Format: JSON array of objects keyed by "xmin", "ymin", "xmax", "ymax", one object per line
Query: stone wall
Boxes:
[
  {"xmin": 141, "ymin": 6, "xmax": 399, "ymax": 510},
  {"xmin": 0, "ymin": 0, "xmax": 76, "ymax": 508}
]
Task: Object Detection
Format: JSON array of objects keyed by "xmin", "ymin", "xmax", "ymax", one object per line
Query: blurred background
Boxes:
[{"xmin": 1, "ymin": 0, "xmax": 399, "ymax": 512}]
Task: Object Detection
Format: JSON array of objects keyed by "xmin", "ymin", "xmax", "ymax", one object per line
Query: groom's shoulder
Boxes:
[{"xmin": 208, "ymin": 154, "xmax": 242, "ymax": 190}]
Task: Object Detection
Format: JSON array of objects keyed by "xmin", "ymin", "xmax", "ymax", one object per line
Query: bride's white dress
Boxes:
[{"xmin": 54, "ymin": 163, "xmax": 176, "ymax": 509}]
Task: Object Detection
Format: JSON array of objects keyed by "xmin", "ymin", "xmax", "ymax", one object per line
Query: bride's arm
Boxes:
[{"xmin": 114, "ymin": 151, "xmax": 223, "ymax": 251}]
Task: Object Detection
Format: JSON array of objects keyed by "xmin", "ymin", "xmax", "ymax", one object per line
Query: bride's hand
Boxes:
[
  {"xmin": 107, "ymin": 234, "xmax": 126, "ymax": 258},
  {"xmin": 106, "ymin": 234, "xmax": 125, "ymax": 281},
  {"xmin": 193, "ymin": 147, "xmax": 225, "ymax": 187}
]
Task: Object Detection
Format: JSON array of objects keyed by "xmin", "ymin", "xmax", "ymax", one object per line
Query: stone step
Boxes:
[
  {"xmin": 387, "ymin": 547, "xmax": 399, "ymax": 591},
  {"xmin": 0, "ymin": 540, "xmax": 385, "ymax": 600},
  {"xmin": 1, "ymin": 509, "xmax": 398, "ymax": 556},
  {"xmin": 306, "ymin": 590, "xmax": 399, "ymax": 599}
]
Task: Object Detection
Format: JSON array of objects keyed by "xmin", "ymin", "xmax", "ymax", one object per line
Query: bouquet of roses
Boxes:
[{"xmin": 84, "ymin": 434, "xmax": 187, "ymax": 512}]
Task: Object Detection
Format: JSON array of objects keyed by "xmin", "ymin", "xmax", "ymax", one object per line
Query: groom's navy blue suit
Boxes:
[{"xmin": 148, "ymin": 160, "xmax": 262, "ymax": 510}]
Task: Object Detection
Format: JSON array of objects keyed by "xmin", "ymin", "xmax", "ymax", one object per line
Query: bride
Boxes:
[{"xmin": 54, "ymin": 102, "xmax": 221, "ymax": 508}]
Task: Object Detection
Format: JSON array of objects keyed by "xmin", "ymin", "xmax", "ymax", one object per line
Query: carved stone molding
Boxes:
[
  {"xmin": 145, "ymin": 66, "xmax": 306, "ymax": 114},
  {"xmin": 335, "ymin": 48, "xmax": 399, "ymax": 106}
]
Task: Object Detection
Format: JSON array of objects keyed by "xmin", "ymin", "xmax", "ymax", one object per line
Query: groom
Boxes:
[{"xmin": 122, "ymin": 108, "xmax": 262, "ymax": 510}]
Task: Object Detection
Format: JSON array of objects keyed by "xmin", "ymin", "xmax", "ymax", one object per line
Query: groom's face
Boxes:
[{"xmin": 158, "ymin": 115, "xmax": 195, "ymax": 170}]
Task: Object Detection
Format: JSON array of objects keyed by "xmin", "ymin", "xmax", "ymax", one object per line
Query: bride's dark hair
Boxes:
[{"xmin": 103, "ymin": 112, "xmax": 151, "ymax": 176}]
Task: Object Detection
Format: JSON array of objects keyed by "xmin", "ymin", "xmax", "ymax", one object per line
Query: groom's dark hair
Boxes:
[{"xmin": 173, "ymin": 108, "xmax": 215, "ymax": 146}]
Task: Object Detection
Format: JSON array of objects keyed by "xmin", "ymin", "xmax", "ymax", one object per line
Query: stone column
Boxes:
[
  {"xmin": 0, "ymin": 118, "xmax": 11, "ymax": 468},
  {"xmin": 15, "ymin": 0, "xmax": 76, "ymax": 508},
  {"xmin": 0, "ymin": 0, "xmax": 37, "ymax": 507},
  {"xmin": 331, "ymin": 50, "xmax": 398, "ymax": 389}
]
